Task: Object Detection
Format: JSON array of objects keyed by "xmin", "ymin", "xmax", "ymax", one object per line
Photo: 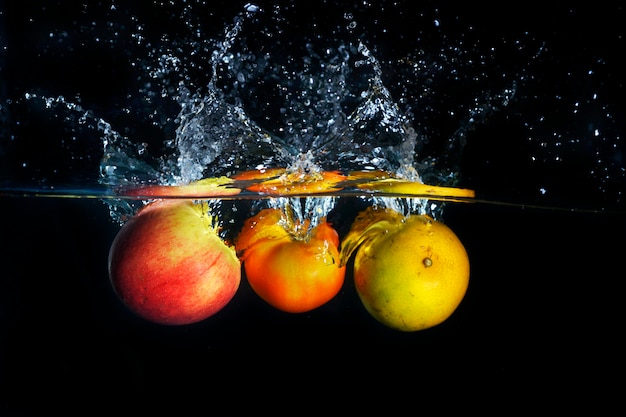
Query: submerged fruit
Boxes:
[
  {"xmin": 236, "ymin": 208, "xmax": 345, "ymax": 313},
  {"xmin": 108, "ymin": 199, "xmax": 241, "ymax": 325},
  {"xmin": 343, "ymin": 207, "xmax": 469, "ymax": 331}
]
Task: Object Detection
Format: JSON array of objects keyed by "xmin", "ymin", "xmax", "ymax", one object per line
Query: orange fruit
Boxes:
[{"xmin": 346, "ymin": 208, "xmax": 469, "ymax": 331}]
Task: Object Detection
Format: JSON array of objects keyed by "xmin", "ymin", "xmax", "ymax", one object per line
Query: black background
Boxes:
[{"xmin": 1, "ymin": 1, "xmax": 625, "ymax": 415}]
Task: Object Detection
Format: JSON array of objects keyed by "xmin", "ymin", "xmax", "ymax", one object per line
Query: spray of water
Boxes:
[
  {"xmin": 98, "ymin": 5, "xmax": 442, "ymax": 225},
  {"xmin": 0, "ymin": 4, "xmax": 539, "ymax": 225},
  {"xmin": 3, "ymin": 2, "xmax": 622, "ymax": 225}
]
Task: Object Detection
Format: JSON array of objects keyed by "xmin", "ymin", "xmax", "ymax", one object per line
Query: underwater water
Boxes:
[{"xmin": 1, "ymin": 1, "xmax": 625, "ymax": 414}]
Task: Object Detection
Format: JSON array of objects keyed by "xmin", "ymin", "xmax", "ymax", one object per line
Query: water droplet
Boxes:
[{"xmin": 244, "ymin": 3, "xmax": 261, "ymax": 14}]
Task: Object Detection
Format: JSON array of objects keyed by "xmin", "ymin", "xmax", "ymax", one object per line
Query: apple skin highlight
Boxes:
[{"xmin": 108, "ymin": 200, "xmax": 241, "ymax": 325}]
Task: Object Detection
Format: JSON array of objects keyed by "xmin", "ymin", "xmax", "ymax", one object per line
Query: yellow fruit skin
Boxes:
[{"xmin": 353, "ymin": 215, "xmax": 469, "ymax": 332}]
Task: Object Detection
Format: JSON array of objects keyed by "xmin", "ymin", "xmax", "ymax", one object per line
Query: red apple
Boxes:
[{"xmin": 108, "ymin": 199, "xmax": 241, "ymax": 325}]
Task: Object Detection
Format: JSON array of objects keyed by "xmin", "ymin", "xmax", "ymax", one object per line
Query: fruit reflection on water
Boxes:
[
  {"xmin": 108, "ymin": 199, "xmax": 241, "ymax": 325},
  {"xmin": 235, "ymin": 207, "xmax": 346, "ymax": 313},
  {"xmin": 341, "ymin": 207, "xmax": 470, "ymax": 332}
]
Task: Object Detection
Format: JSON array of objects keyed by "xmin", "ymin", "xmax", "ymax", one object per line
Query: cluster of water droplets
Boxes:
[
  {"xmin": 146, "ymin": 14, "xmax": 421, "ymax": 182},
  {"xmin": 3, "ymin": 1, "xmax": 623, "ymax": 225},
  {"xmin": 98, "ymin": 4, "xmax": 435, "ymax": 224}
]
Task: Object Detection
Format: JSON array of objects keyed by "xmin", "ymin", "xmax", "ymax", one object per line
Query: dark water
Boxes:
[
  {"xmin": 1, "ymin": 1, "xmax": 625, "ymax": 414},
  {"xmin": 3, "ymin": 198, "xmax": 624, "ymax": 414}
]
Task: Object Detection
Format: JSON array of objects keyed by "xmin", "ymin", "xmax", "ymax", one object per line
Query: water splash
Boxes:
[
  {"xmin": 3, "ymin": 1, "xmax": 623, "ymax": 223},
  {"xmin": 0, "ymin": 4, "xmax": 539, "ymax": 225},
  {"xmin": 163, "ymin": 18, "xmax": 424, "ymax": 184},
  {"xmin": 269, "ymin": 196, "xmax": 338, "ymax": 239},
  {"xmin": 159, "ymin": 9, "xmax": 437, "ymax": 229},
  {"xmin": 97, "ymin": 6, "xmax": 442, "ymax": 226}
]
